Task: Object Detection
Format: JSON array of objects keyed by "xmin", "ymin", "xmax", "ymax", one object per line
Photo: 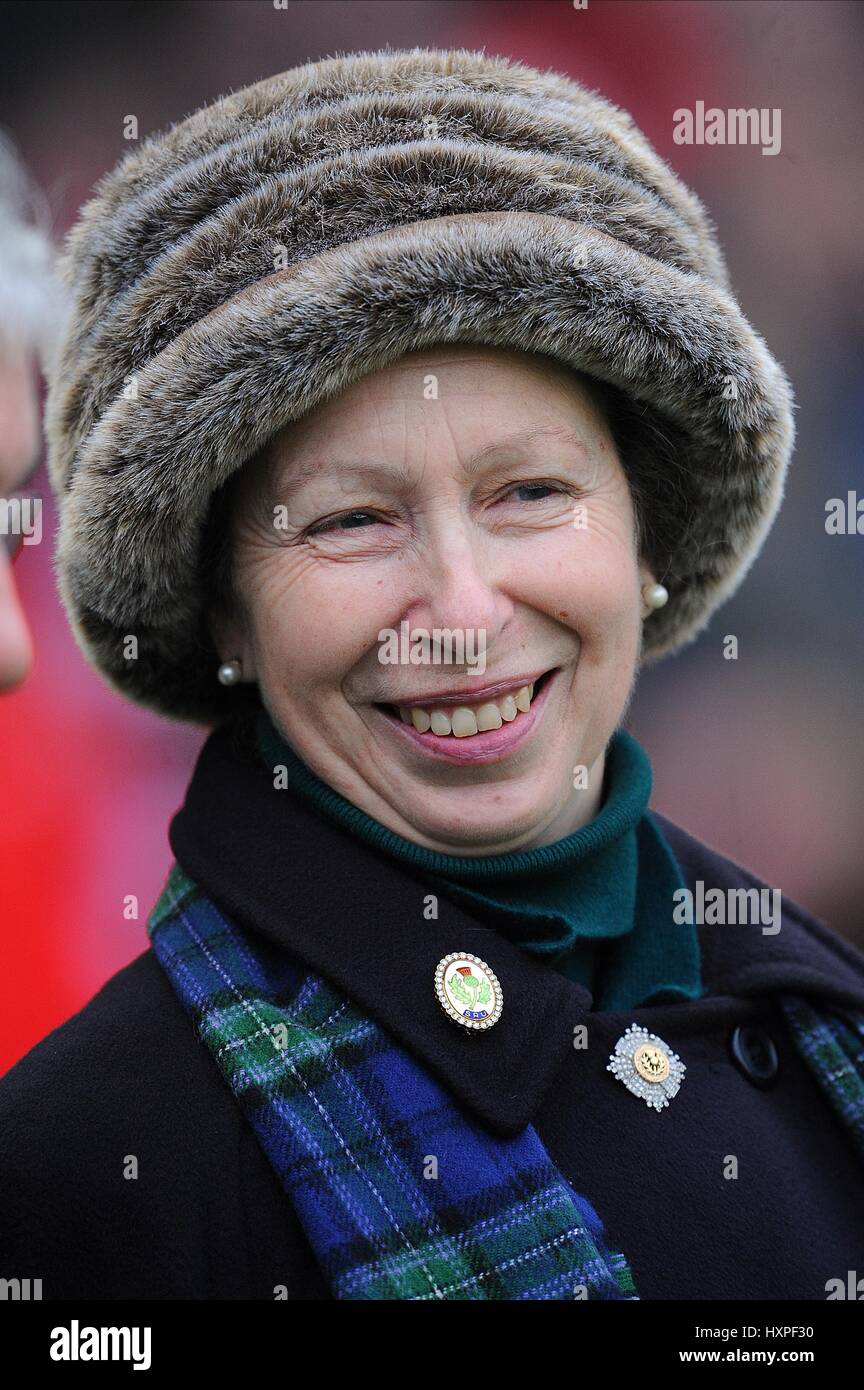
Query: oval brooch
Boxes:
[
  {"xmin": 607, "ymin": 1023, "xmax": 685, "ymax": 1111},
  {"xmin": 435, "ymin": 952, "xmax": 503, "ymax": 1031}
]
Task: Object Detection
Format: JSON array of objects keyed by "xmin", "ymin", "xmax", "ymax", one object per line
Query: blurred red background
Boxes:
[{"xmin": 2, "ymin": 0, "xmax": 862, "ymax": 1074}]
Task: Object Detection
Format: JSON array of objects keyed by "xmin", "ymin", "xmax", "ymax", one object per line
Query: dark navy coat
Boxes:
[{"xmin": 2, "ymin": 721, "xmax": 863, "ymax": 1300}]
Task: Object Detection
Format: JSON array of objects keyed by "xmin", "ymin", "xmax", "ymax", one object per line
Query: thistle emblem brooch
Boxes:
[{"xmin": 435, "ymin": 952, "xmax": 503, "ymax": 1031}]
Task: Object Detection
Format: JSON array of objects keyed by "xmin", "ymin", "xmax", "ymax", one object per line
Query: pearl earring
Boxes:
[
  {"xmin": 217, "ymin": 658, "xmax": 243, "ymax": 686},
  {"xmin": 641, "ymin": 582, "xmax": 669, "ymax": 613}
]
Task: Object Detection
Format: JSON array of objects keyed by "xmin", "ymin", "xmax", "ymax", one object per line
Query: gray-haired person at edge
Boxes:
[{"xmin": 1, "ymin": 50, "xmax": 863, "ymax": 1302}]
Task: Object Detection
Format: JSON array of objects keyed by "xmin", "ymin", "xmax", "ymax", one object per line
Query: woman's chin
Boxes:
[{"xmin": 383, "ymin": 782, "xmax": 571, "ymax": 855}]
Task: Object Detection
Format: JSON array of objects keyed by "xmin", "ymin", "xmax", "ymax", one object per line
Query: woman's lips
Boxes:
[
  {"xmin": 394, "ymin": 671, "xmax": 544, "ymax": 708},
  {"xmin": 372, "ymin": 668, "xmax": 558, "ymax": 765}
]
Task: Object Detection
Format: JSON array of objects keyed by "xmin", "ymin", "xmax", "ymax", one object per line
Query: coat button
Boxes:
[{"xmin": 728, "ymin": 1025, "xmax": 779, "ymax": 1088}]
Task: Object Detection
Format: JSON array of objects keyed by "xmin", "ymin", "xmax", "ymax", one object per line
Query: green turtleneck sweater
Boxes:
[{"xmin": 255, "ymin": 708, "xmax": 701, "ymax": 1012}]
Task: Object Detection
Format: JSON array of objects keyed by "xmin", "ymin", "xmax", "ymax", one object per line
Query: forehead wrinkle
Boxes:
[{"xmin": 265, "ymin": 422, "xmax": 593, "ymax": 504}]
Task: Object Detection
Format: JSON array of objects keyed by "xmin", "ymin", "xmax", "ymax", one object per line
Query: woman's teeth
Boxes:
[{"xmin": 396, "ymin": 682, "xmax": 536, "ymax": 738}]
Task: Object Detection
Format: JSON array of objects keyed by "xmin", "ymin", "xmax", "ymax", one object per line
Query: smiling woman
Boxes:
[
  {"xmin": 2, "ymin": 48, "xmax": 864, "ymax": 1305},
  {"xmin": 204, "ymin": 345, "xmax": 656, "ymax": 850}
]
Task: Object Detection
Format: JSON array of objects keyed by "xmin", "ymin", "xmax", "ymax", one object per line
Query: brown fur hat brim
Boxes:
[{"xmin": 44, "ymin": 49, "xmax": 794, "ymax": 722}]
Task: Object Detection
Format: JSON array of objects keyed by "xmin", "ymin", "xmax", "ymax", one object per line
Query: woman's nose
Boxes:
[{"xmin": 405, "ymin": 525, "xmax": 513, "ymax": 656}]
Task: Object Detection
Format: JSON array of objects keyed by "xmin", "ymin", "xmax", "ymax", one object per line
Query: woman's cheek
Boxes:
[
  {"xmin": 249, "ymin": 553, "xmax": 395, "ymax": 687},
  {"xmin": 511, "ymin": 523, "xmax": 636, "ymax": 635}
]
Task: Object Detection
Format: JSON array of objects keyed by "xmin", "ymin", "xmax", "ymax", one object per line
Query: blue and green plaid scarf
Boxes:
[{"xmin": 147, "ymin": 863, "xmax": 864, "ymax": 1300}]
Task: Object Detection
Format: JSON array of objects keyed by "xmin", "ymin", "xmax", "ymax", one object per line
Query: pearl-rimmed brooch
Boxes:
[
  {"xmin": 434, "ymin": 952, "xmax": 503, "ymax": 1031},
  {"xmin": 607, "ymin": 1024, "xmax": 685, "ymax": 1110}
]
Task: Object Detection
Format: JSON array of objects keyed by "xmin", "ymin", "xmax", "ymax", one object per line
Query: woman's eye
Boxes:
[
  {"xmin": 504, "ymin": 482, "xmax": 564, "ymax": 503},
  {"xmin": 309, "ymin": 509, "xmax": 382, "ymax": 536},
  {"xmin": 306, "ymin": 485, "xmax": 567, "ymax": 537}
]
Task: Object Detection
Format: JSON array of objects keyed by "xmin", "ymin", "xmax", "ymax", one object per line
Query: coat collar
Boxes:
[
  {"xmin": 169, "ymin": 720, "xmax": 864, "ymax": 1136},
  {"xmin": 170, "ymin": 719, "xmax": 587, "ymax": 1136}
]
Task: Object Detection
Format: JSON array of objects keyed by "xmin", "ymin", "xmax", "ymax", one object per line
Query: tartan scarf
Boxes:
[{"xmin": 147, "ymin": 863, "xmax": 864, "ymax": 1300}]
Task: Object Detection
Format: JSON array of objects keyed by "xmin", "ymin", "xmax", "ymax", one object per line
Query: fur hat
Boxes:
[{"xmin": 44, "ymin": 47, "xmax": 795, "ymax": 723}]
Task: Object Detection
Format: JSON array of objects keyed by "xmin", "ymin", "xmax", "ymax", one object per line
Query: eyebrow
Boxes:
[
  {"xmin": 270, "ymin": 424, "xmax": 590, "ymax": 499},
  {"xmin": 464, "ymin": 424, "xmax": 589, "ymax": 474}
]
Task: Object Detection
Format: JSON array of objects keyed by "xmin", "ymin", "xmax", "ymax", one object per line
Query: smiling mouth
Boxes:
[{"xmin": 374, "ymin": 668, "xmax": 557, "ymax": 740}]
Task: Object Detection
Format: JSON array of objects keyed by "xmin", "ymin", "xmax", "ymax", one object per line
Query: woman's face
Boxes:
[{"xmin": 215, "ymin": 345, "xmax": 657, "ymax": 854}]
